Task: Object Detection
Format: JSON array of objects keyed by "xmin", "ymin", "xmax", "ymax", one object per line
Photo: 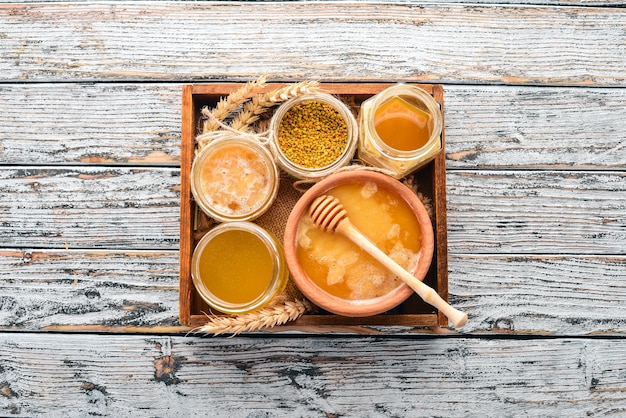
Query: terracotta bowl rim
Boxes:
[{"xmin": 283, "ymin": 170, "xmax": 435, "ymax": 317}]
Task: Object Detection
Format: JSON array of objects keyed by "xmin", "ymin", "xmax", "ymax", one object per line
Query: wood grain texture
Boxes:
[
  {"xmin": 1, "ymin": 333, "xmax": 625, "ymax": 416},
  {"xmin": 2, "ymin": 167, "xmax": 623, "ymax": 254},
  {"xmin": 0, "ymin": 250, "xmax": 179, "ymax": 329},
  {"xmin": 446, "ymin": 171, "xmax": 626, "ymax": 255},
  {"xmin": 449, "ymin": 255, "xmax": 626, "ymax": 335},
  {"xmin": 0, "ymin": 3, "xmax": 624, "ymax": 85},
  {"xmin": 1, "ymin": 83, "xmax": 624, "ymax": 169},
  {"xmin": 179, "ymin": 85, "xmax": 194, "ymax": 326},
  {"xmin": 0, "ymin": 167, "xmax": 180, "ymax": 249},
  {"xmin": 444, "ymin": 86, "xmax": 626, "ymax": 169},
  {"xmin": 0, "ymin": 83, "xmax": 181, "ymax": 166},
  {"xmin": 3, "ymin": 0, "xmax": 624, "ymax": 6}
]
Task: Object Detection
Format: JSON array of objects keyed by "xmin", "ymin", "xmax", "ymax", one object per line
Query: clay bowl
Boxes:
[{"xmin": 283, "ymin": 170, "xmax": 434, "ymax": 317}]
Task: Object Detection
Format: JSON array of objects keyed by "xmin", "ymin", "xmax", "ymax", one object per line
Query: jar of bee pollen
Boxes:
[{"xmin": 270, "ymin": 93, "xmax": 358, "ymax": 180}]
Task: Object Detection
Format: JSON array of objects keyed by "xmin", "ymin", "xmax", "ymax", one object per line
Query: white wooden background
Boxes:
[{"xmin": 1, "ymin": 1, "xmax": 625, "ymax": 416}]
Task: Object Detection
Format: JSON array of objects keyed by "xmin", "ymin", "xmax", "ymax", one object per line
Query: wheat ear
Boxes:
[
  {"xmin": 264, "ymin": 80, "xmax": 320, "ymax": 104},
  {"xmin": 230, "ymin": 80, "xmax": 321, "ymax": 132},
  {"xmin": 228, "ymin": 96, "xmax": 269, "ymax": 132},
  {"xmin": 201, "ymin": 74, "xmax": 268, "ymax": 133},
  {"xmin": 198, "ymin": 298, "xmax": 313, "ymax": 336}
]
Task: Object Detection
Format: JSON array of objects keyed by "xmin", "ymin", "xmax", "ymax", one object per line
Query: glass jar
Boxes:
[
  {"xmin": 358, "ymin": 84, "xmax": 443, "ymax": 179},
  {"xmin": 190, "ymin": 135, "xmax": 279, "ymax": 222},
  {"xmin": 270, "ymin": 93, "xmax": 358, "ymax": 180},
  {"xmin": 191, "ymin": 222, "xmax": 289, "ymax": 315}
]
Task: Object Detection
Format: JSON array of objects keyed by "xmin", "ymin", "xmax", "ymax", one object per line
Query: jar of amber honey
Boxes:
[
  {"xmin": 192, "ymin": 222, "xmax": 289, "ymax": 314},
  {"xmin": 358, "ymin": 84, "xmax": 443, "ymax": 178}
]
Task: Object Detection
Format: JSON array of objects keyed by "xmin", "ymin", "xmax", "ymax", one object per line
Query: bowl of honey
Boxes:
[{"xmin": 283, "ymin": 170, "xmax": 434, "ymax": 317}]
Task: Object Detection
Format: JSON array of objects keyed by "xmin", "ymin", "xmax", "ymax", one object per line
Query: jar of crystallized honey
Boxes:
[
  {"xmin": 358, "ymin": 84, "xmax": 443, "ymax": 179},
  {"xmin": 191, "ymin": 135, "xmax": 279, "ymax": 222},
  {"xmin": 192, "ymin": 222, "xmax": 289, "ymax": 314}
]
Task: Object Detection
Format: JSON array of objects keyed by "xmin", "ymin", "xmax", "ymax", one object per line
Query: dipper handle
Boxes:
[{"xmin": 309, "ymin": 195, "xmax": 468, "ymax": 328}]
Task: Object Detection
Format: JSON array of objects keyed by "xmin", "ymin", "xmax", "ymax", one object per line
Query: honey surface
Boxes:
[
  {"xmin": 197, "ymin": 229, "xmax": 273, "ymax": 304},
  {"xmin": 374, "ymin": 96, "xmax": 432, "ymax": 151},
  {"xmin": 199, "ymin": 143, "xmax": 272, "ymax": 216},
  {"xmin": 297, "ymin": 181, "xmax": 422, "ymax": 300}
]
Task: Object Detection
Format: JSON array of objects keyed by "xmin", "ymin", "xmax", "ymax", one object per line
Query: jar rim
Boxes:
[
  {"xmin": 191, "ymin": 221, "xmax": 288, "ymax": 315},
  {"xmin": 190, "ymin": 136, "xmax": 279, "ymax": 222}
]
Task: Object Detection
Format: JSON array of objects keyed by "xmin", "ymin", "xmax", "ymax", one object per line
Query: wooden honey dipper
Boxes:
[{"xmin": 309, "ymin": 195, "xmax": 468, "ymax": 328}]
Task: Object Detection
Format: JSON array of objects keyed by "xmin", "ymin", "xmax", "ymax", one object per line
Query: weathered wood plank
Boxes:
[
  {"xmin": 447, "ymin": 171, "xmax": 626, "ymax": 255},
  {"xmin": 0, "ymin": 250, "xmax": 180, "ymax": 329},
  {"xmin": 450, "ymin": 255, "xmax": 626, "ymax": 335},
  {"xmin": 2, "ymin": 168, "xmax": 623, "ymax": 254},
  {"xmin": 1, "ymin": 249, "xmax": 623, "ymax": 335},
  {"xmin": 0, "ymin": 83, "xmax": 181, "ymax": 166},
  {"xmin": 1, "ymin": 83, "xmax": 625, "ymax": 169},
  {"xmin": 1, "ymin": 333, "xmax": 625, "ymax": 416},
  {"xmin": 444, "ymin": 86, "xmax": 626, "ymax": 169},
  {"xmin": 0, "ymin": 167, "xmax": 179, "ymax": 249},
  {"xmin": 0, "ymin": 3, "xmax": 624, "ymax": 85},
  {"xmin": 3, "ymin": 0, "xmax": 624, "ymax": 7}
]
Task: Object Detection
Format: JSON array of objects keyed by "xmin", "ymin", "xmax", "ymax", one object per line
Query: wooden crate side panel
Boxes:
[{"xmin": 179, "ymin": 85, "xmax": 195, "ymax": 326}]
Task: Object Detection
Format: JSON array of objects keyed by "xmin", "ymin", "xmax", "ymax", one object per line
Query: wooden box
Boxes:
[{"xmin": 180, "ymin": 83, "xmax": 449, "ymax": 332}]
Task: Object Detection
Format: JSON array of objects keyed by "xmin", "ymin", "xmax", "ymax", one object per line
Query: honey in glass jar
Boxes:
[
  {"xmin": 373, "ymin": 96, "xmax": 432, "ymax": 152},
  {"xmin": 191, "ymin": 222, "xmax": 288, "ymax": 314},
  {"xmin": 358, "ymin": 84, "xmax": 443, "ymax": 179},
  {"xmin": 190, "ymin": 135, "xmax": 279, "ymax": 222}
]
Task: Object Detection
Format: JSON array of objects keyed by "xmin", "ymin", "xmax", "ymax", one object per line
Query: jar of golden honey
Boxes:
[
  {"xmin": 191, "ymin": 222, "xmax": 289, "ymax": 314},
  {"xmin": 358, "ymin": 84, "xmax": 443, "ymax": 179},
  {"xmin": 190, "ymin": 134, "xmax": 279, "ymax": 222}
]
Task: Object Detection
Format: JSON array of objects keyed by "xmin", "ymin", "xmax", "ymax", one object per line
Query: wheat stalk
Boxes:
[
  {"xmin": 264, "ymin": 80, "xmax": 320, "ymax": 104},
  {"xmin": 201, "ymin": 74, "xmax": 268, "ymax": 133},
  {"xmin": 197, "ymin": 298, "xmax": 314, "ymax": 336},
  {"xmin": 228, "ymin": 96, "xmax": 268, "ymax": 132},
  {"xmin": 230, "ymin": 80, "xmax": 321, "ymax": 132}
]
